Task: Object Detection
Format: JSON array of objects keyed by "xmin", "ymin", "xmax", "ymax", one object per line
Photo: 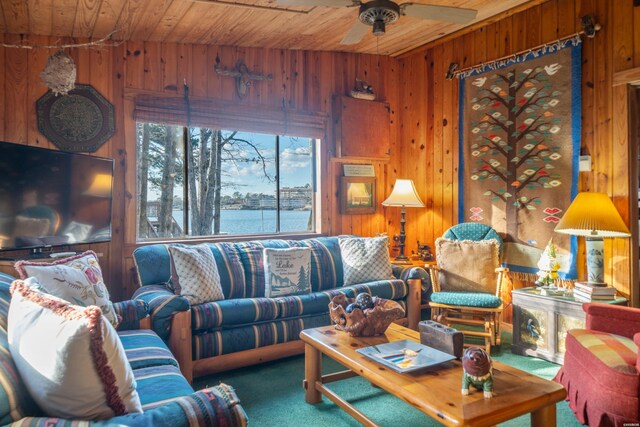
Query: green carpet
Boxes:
[{"xmin": 194, "ymin": 330, "xmax": 582, "ymax": 426}]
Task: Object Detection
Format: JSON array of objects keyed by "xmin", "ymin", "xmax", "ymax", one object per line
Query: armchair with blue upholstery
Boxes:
[
  {"xmin": 0, "ymin": 272, "xmax": 247, "ymax": 426},
  {"xmin": 425, "ymin": 223, "xmax": 508, "ymax": 351}
]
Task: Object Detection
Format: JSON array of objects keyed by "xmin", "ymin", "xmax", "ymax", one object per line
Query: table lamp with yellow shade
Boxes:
[
  {"xmin": 382, "ymin": 179, "xmax": 424, "ymax": 264},
  {"xmin": 554, "ymin": 192, "xmax": 630, "ymax": 286}
]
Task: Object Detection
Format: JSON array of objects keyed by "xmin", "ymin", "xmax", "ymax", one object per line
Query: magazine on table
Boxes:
[{"xmin": 356, "ymin": 340, "xmax": 455, "ymax": 373}]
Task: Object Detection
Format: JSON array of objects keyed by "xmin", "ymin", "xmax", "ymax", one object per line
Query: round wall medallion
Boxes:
[{"xmin": 36, "ymin": 84, "xmax": 115, "ymax": 153}]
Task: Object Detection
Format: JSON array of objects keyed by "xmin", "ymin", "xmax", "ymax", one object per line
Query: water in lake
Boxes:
[{"xmin": 172, "ymin": 209, "xmax": 313, "ymax": 235}]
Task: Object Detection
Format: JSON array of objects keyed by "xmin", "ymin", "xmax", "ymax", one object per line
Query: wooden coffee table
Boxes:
[{"xmin": 301, "ymin": 323, "xmax": 566, "ymax": 427}]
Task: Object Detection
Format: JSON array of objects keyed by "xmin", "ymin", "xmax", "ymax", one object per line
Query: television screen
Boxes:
[{"xmin": 0, "ymin": 141, "xmax": 114, "ymax": 252}]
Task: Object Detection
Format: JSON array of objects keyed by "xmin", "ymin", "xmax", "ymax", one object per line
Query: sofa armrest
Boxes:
[
  {"xmin": 15, "ymin": 384, "xmax": 247, "ymax": 427},
  {"xmin": 133, "ymin": 284, "xmax": 190, "ymax": 341},
  {"xmin": 584, "ymin": 303, "xmax": 640, "ymax": 339},
  {"xmin": 392, "ymin": 265, "xmax": 432, "ymax": 296},
  {"xmin": 113, "ymin": 299, "xmax": 150, "ymax": 331},
  {"xmin": 392, "ymin": 266, "xmax": 431, "ymax": 331}
]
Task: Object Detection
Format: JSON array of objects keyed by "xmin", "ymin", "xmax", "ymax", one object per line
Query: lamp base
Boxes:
[{"xmin": 586, "ymin": 237, "xmax": 605, "ymax": 284}]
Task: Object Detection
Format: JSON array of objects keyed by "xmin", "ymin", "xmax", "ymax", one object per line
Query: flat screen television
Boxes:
[{"xmin": 0, "ymin": 141, "xmax": 114, "ymax": 253}]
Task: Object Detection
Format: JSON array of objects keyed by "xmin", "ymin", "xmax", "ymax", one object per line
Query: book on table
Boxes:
[
  {"xmin": 573, "ymin": 282, "xmax": 617, "ymax": 295},
  {"xmin": 573, "ymin": 288, "xmax": 616, "ymax": 301}
]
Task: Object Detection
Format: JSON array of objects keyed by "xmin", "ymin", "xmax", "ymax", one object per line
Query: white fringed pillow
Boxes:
[
  {"xmin": 339, "ymin": 237, "xmax": 393, "ymax": 286},
  {"xmin": 14, "ymin": 251, "xmax": 119, "ymax": 328},
  {"xmin": 8, "ymin": 280, "xmax": 142, "ymax": 420}
]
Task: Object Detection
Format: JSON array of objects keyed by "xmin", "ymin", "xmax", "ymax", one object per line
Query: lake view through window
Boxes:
[{"xmin": 136, "ymin": 123, "xmax": 316, "ymax": 240}]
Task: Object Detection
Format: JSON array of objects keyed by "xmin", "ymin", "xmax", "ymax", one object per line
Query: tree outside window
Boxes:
[{"xmin": 136, "ymin": 123, "xmax": 316, "ymax": 240}]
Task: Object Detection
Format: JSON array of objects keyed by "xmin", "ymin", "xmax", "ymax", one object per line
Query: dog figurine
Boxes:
[{"xmin": 461, "ymin": 346, "xmax": 493, "ymax": 398}]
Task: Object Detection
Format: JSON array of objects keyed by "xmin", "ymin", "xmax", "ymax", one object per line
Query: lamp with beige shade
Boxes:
[{"xmin": 382, "ymin": 179, "xmax": 424, "ymax": 264}]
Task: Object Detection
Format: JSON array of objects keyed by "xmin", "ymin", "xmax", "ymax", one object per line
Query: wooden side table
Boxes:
[{"xmin": 511, "ymin": 287, "xmax": 627, "ymax": 364}]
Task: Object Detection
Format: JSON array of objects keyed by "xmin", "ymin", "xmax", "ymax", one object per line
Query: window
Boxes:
[{"xmin": 136, "ymin": 123, "xmax": 317, "ymax": 240}]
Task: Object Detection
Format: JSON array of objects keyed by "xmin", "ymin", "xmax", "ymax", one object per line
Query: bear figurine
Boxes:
[{"xmin": 461, "ymin": 346, "xmax": 493, "ymax": 398}]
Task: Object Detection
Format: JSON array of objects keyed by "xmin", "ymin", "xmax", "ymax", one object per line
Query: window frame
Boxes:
[{"xmin": 125, "ymin": 91, "xmax": 327, "ymax": 245}]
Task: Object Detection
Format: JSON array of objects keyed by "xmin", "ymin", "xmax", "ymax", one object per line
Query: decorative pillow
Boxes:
[
  {"xmin": 14, "ymin": 250, "xmax": 119, "ymax": 328},
  {"xmin": 338, "ymin": 237, "xmax": 393, "ymax": 286},
  {"xmin": 263, "ymin": 247, "xmax": 312, "ymax": 297},
  {"xmin": 435, "ymin": 237, "xmax": 500, "ymax": 294},
  {"xmin": 168, "ymin": 244, "xmax": 224, "ymax": 305},
  {"xmin": 8, "ymin": 280, "xmax": 142, "ymax": 420}
]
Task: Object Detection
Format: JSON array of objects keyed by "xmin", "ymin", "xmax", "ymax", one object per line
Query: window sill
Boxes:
[{"xmin": 132, "ymin": 231, "xmax": 327, "ymax": 248}]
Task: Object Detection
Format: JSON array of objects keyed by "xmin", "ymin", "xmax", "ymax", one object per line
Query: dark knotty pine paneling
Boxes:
[
  {"xmin": 396, "ymin": 0, "xmax": 640, "ymax": 315},
  {"xmin": 0, "ymin": 38, "xmax": 398, "ymax": 299}
]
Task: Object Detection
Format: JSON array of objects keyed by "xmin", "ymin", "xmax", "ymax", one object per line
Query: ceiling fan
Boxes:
[{"xmin": 274, "ymin": 0, "xmax": 478, "ymax": 45}]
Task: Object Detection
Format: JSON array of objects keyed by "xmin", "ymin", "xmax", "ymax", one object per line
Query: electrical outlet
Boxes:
[{"xmin": 579, "ymin": 155, "xmax": 591, "ymax": 172}]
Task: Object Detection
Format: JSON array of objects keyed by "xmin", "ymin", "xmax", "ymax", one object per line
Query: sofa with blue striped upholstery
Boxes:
[
  {"xmin": 132, "ymin": 236, "xmax": 430, "ymax": 381},
  {"xmin": 0, "ymin": 272, "xmax": 248, "ymax": 426}
]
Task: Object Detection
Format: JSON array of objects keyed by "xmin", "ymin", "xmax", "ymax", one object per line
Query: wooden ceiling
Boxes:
[{"xmin": 0, "ymin": 0, "xmax": 534, "ymax": 56}]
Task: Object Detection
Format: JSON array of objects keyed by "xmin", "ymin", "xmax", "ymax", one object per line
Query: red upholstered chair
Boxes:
[{"xmin": 554, "ymin": 303, "xmax": 640, "ymax": 427}]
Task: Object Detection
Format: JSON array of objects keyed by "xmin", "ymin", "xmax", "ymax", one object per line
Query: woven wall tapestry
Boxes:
[{"xmin": 458, "ymin": 37, "xmax": 582, "ymax": 281}]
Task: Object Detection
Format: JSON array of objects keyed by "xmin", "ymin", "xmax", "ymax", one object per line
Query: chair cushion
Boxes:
[
  {"xmin": 339, "ymin": 237, "xmax": 393, "ymax": 286},
  {"xmin": 15, "ymin": 250, "xmax": 119, "ymax": 328},
  {"xmin": 168, "ymin": 244, "xmax": 224, "ymax": 305},
  {"xmin": 568, "ymin": 329, "xmax": 638, "ymax": 374},
  {"xmin": 435, "ymin": 238, "xmax": 500, "ymax": 294},
  {"xmin": 431, "ymin": 291, "xmax": 502, "ymax": 308},
  {"xmin": 118, "ymin": 329, "xmax": 179, "ymax": 370},
  {"xmin": 263, "ymin": 247, "xmax": 312, "ymax": 297},
  {"xmin": 8, "ymin": 280, "xmax": 142, "ymax": 420},
  {"xmin": 133, "ymin": 364, "xmax": 194, "ymax": 410}
]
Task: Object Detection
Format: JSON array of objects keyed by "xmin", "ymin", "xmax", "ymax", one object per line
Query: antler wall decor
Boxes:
[{"xmin": 214, "ymin": 59, "xmax": 273, "ymax": 99}]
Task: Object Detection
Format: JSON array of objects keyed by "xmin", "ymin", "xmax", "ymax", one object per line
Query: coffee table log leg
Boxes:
[
  {"xmin": 304, "ymin": 343, "xmax": 322, "ymax": 404},
  {"xmin": 531, "ymin": 404, "xmax": 556, "ymax": 427}
]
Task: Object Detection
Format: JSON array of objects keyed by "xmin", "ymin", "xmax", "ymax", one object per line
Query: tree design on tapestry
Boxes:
[{"xmin": 468, "ymin": 63, "xmax": 563, "ymax": 244}]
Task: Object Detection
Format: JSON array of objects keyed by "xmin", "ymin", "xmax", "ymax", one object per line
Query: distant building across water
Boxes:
[{"xmin": 243, "ymin": 186, "xmax": 312, "ymax": 210}]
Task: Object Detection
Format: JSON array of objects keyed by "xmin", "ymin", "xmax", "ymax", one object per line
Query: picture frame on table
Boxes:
[{"xmin": 341, "ymin": 176, "xmax": 376, "ymax": 214}]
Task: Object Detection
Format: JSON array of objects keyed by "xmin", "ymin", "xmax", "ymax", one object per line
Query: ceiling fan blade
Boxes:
[
  {"xmin": 341, "ymin": 21, "xmax": 370, "ymax": 45},
  {"xmin": 275, "ymin": 0, "xmax": 353, "ymax": 7},
  {"xmin": 402, "ymin": 4, "xmax": 477, "ymax": 24}
]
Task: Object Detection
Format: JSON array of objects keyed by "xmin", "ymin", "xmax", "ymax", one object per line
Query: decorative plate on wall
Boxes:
[{"xmin": 36, "ymin": 84, "xmax": 115, "ymax": 153}]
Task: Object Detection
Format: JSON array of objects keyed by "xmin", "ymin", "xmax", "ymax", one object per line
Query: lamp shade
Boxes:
[
  {"xmin": 83, "ymin": 173, "xmax": 113, "ymax": 198},
  {"xmin": 555, "ymin": 192, "xmax": 630, "ymax": 238},
  {"xmin": 382, "ymin": 179, "xmax": 424, "ymax": 207}
]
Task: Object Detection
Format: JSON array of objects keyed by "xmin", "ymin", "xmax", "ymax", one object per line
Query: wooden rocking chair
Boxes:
[{"xmin": 425, "ymin": 223, "xmax": 508, "ymax": 352}]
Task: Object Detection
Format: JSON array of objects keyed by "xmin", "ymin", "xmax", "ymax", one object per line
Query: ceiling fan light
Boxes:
[{"xmin": 372, "ymin": 19, "xmax": 385, "ymax": 36}]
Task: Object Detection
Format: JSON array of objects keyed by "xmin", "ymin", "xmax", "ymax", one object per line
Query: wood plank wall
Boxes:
[
  {"xmin": 395, "ymin": 0, "xmax": 640, "ymax": 315},
  {"xmin": 1, "ymin": 0, "xmax": 638, "ymax": 308},
  {"xmin": 0, "ymin": 35, "xmax": 399, "ymax": 300}
]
